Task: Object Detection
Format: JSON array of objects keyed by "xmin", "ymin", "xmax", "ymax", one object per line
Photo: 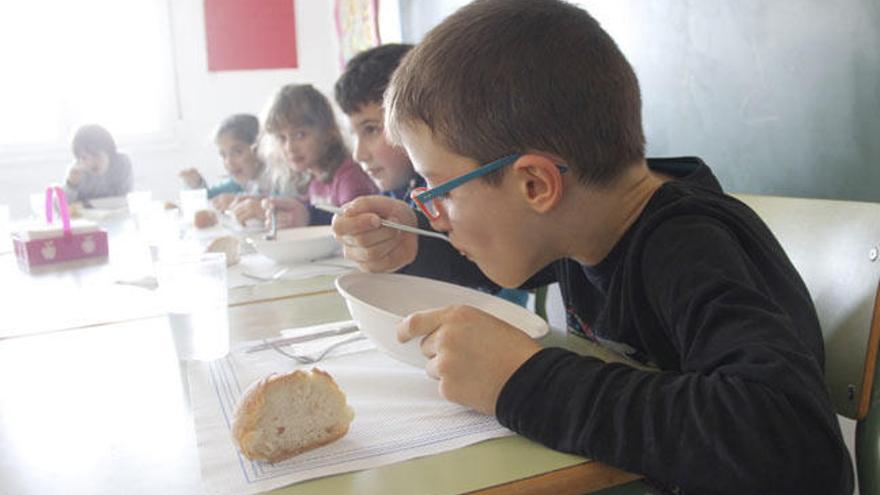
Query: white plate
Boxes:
[
  {"xmin": 335, "ymin": 272, "xmax": 549, "ymax": 367},
  {"xmin": 250, "ymin": 225, "xmax": 339, "ymax": 264}
]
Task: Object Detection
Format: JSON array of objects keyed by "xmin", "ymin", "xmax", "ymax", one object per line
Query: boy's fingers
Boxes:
[
  {"xmin": 341, "ymin": 195, "xmax": 388, "ymax": 215},
  {"xmin": 340, "ymin": 195, "xmax": 409, "ymax": 221},
  {"xmin": 332, "ymin": 212, "xmax": 383, "ymax": 238},
  {"xmin": 396, "ymin": 308, "xmax": 447, "ymax": 343},
  {"xmin": 424, "ymin": 356, "xmax": 441, "ymax": 380},
  {"xmin": 228, "ymin": 196, "xmax": 245, "ymax": 209}
]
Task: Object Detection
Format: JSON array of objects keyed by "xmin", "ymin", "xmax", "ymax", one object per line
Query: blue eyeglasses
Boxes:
[{"xmin": 410, "ymin": 153, "xmax": 567, "ymax": 219}]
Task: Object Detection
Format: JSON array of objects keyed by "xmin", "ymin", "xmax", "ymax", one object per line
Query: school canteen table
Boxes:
[
  {"xmin": 0, "ymin": 270, "xmax": 645, "ymax": 494},
  {"xmin": 0, "ymin": 214, "xmax": 347, "ymax": 339},
  {"xmin": 0, "ymin": 211, "xmax": 645, "ymax": 494}
]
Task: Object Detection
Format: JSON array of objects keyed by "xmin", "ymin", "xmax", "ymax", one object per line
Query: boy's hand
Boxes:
[
  {"xmin": 397, "ymin": 305, "xmax": 542, "ymax": 415},
  {"xmin": 228, "ymin": 196, "xmax": 265, "ymax": 225},
  {"xmin": 66, "ymin": 163, "xmax": 88, "ymax": 186},
  {"xmin": 67, "ymin": 168, "xmax": 83, "ymax": 186},
  {"xmin": 211, "ymin": 193, "xmax": 237, "ymax": 212},
  {"xmin": 331, "ymin": 196, "xmax": 419, "ymax": 273},
  {"xmin": 264, "ymin": 197, "xmax": 309, "ymax": 229},
  {"xmin": 178, "ymin": 168, "xmax": 204, "ymax": 189}
]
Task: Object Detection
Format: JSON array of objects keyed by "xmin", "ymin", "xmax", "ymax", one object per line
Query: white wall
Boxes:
[{"xmin": 1, "ymin": 0, "xmax": 341, "ymax": 219}]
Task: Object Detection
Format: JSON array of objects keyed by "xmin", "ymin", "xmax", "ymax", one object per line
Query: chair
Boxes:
[
  {"xmin": 595, "ymin": 194, "xmax": 880, "ymax": 494},
  {"xmin": 736, "ymin": 194, "xmax": 880, "ymax": 494}
]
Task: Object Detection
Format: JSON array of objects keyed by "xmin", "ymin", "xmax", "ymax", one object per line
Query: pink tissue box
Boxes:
[
  {"xmin": 13, "ymin": 185, "xmax": 108, "ymax": 270},
  {"xmin": 12, "ymin": 220, "xmax": 108, "ymax": 269}
]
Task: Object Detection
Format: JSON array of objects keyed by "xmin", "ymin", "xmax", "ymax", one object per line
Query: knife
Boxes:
[{"xmin": 242, "ymin": 323, "xmax": 360, "ymax": 353}]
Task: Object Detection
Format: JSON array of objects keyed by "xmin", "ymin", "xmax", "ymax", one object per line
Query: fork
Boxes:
[{"xmin": 267, "ymin": 334, "xmax": 366, "ymax": 363}]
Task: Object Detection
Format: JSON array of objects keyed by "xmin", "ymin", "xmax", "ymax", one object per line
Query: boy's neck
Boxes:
[{"xmin": 564, "ymin": 160, "xmax": 668, "ymax": 266}]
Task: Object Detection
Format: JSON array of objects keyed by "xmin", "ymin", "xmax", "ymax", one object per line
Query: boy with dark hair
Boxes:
[
  {"xmin": 331, "ymin": 0, "xmax": 854, "ymax": 493},
  {"xmin": 334, "ymin": 43, "xmax": 529, "ymax": 305},
  {"xmin": 334, "ymin": 43, "xmax": 423, "ymax": 203}
]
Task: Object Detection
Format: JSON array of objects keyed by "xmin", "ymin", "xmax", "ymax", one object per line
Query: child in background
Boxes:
[
  {"xmin": 330, "ymin": 0, "xmax": 853, "ymax": 493},
  {"xmin": 64, "ymin": 124, "xmax": 133, "ymax": 203},
  {"xmin": 334, "ymin": 44, "xmax": 425, "ymax": 203},
  {"xmin": 334, "ymin": 43, "xmax": 529, "ymax": 307},
  {"xmin": 261, "ymin": 83, "xmax": 378, "ymax": 229},
  {"xmin": 178, "ymin": 113, "xmax": 271, "ymax": 212}
]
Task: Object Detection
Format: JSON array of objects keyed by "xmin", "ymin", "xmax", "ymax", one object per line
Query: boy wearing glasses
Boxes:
[
  {"xmin": 334, "ymin": 43, "xmax": 531, "ymax": 306},
  {"xmin": 331, "ymin": 0, "xmax": 853, "ymax": 493}
]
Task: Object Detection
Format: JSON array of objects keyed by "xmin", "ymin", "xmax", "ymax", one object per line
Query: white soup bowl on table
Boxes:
[
  {"xmin": 335, "ymin": 272, "xmax": 549, "ymax": 368},
  {"xmin": 250, "ymin": 225, "xmax": 339, "ymax": 264}
]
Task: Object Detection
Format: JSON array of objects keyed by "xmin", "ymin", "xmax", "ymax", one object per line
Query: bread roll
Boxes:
[
  {"xmin": 193, "ymin": 209, "xmax": 218, "ymax": 229},
  {"xmin": 206, "ymin": 236, "xmax": 240, "ymax": 266},
  {"xmin": 232, "ymin": 369, "xmax": 354, "ymax": 463}
]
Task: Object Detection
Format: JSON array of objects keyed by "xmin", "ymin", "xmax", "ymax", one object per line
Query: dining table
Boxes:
[{"xmin": 0, "ymin": 204, "xmax": 645, "ymax": 495}]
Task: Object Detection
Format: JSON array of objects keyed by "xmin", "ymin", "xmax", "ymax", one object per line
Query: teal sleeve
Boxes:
[{"xmin": 206, "ymin": 179, "xmax": 243, "ymax": 199}]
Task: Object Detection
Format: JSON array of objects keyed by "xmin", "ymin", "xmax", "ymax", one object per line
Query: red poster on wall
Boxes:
[{"xmin": 204, "ymin": 0, "xmax": 298, "ymax": 71}]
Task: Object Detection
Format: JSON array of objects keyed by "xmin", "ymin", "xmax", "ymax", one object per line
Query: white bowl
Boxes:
[
  {"xmin": 251, "ymin": 226, "xmax": 339, "ymax": 264},
  {"xmin": 335, "ymin": 272, "xmax": 549, "ymax": 367}
]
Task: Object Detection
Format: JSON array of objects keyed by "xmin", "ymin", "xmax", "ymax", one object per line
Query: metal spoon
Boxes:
[
  {"xmin": 264, "ymin": 207, "xmax": 277, "ymax": 241},
  {"xmin": 314, "ymin": 204, "xmax": 450, "ymax": 243}
]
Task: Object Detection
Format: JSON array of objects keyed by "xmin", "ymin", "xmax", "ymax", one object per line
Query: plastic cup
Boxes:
[
  {"xmin": 126, "ymin": 190, "xmax": 152, "ymax": 217},
  {"xmin": 179, "ymin": 188, "xmax": 208, "ymax": 222},
  {"xmin": 155, "ymin": 252, "xmax": 229, "ymax": 361}
]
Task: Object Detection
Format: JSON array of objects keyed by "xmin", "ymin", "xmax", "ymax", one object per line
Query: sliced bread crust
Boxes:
[{"xmin": 232, "ymin": 368, "xmax": 354, "ymax": 463}]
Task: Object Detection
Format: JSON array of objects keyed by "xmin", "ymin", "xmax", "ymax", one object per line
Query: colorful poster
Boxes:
[
  {"xmin": 335, "ymin": 0, "xmax": 381, "ymax": 67},
  {"xmin": 204, "ymin": 0, "xmax": 298, "ymax": 71}
]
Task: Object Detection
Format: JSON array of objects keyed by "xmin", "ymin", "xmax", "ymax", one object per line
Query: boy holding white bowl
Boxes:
[{"xmin": 330, "ymin": 0, "xmax": 852, "ymax": 493}]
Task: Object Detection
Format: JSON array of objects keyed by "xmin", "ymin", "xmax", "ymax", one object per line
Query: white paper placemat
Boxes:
[{"xmin": 190, "ymin": 338, "xmax": 513, "ymax": 495}]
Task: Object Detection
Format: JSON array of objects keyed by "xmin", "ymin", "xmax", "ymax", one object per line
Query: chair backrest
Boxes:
[
  {"xmin": 735, "ymin": 194, "xmax": 880, "ymax": 419},
  {"xmin": 736, "ymin": 194, "xmax": 880, "ymax": 493}
]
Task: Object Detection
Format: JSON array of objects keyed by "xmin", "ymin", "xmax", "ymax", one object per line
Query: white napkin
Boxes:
[{"xmin": 190, "ymin": 335, "xmax": 513, "ymax": 495}]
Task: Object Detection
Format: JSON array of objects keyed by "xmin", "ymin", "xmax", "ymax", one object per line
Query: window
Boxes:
[{"xmin": 0, "ymin": 0, "xmax": 178, "ymax": 157}]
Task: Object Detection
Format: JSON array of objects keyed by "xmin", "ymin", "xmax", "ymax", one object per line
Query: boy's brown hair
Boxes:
[
  {"xmin": 72, "ymin": 124, "xmax": 118, "ymax": 159},
  {"xmin": 334, "ymin": 43, "xmax": 414, "ymax": 115},
  {"xmin": 264, "ymin": 84, "xmax": 349, "ymax": 172},
  {"xmin": 385, "ymin": 0, "xmax": 645, "ymax": 186}
]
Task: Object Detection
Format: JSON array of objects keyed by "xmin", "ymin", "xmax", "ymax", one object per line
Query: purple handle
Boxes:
[{"xmin": 44, "ymin": 185, "xmax": 72, "ymax": 236}]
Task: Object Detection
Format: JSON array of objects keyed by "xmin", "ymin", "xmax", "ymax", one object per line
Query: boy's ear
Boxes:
[{"xmin": 512, "ymin": 154, "xmax": 564, "ymax": 214}]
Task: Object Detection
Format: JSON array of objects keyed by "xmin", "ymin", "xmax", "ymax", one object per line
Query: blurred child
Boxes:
[
  {"xmin": 260, "ymin": 83, "xmax": 378, "ymax": 229},
  {"xmin": 329, "ymin": 1, "xmax": 853, "ymax": 493},
  {"xmin": 179, "ymin": 113, "xmax": 271, "ymax": 212},
  {"xmin": 64, "ymin": 124, "xmax": 133, "ymax": 203},
  {"xmin": 334, "ymin": 43, "xmax": 529, "ymax": 306}
]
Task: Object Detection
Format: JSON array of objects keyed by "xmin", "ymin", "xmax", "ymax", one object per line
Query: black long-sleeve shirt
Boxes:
[{"xmin": 401, "ymin": 157, "xmax": 854, "ymax": 494}]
